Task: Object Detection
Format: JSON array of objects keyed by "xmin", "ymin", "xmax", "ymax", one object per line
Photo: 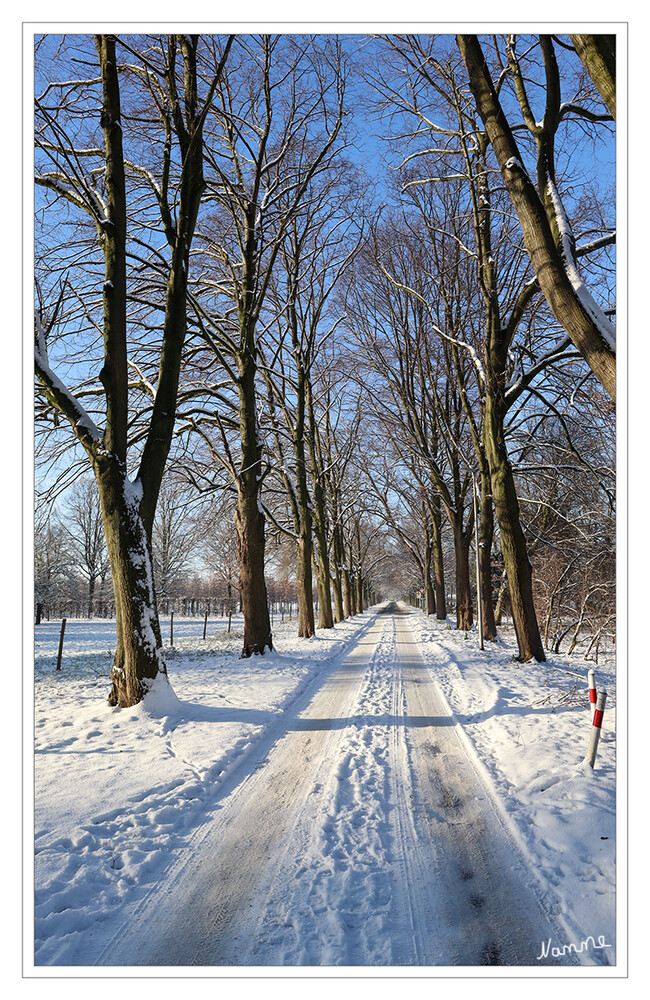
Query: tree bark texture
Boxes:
[
  {"xmin": 453, "ymin": 527, "xmax": 473, "ymax": 631},
  {"xmin": 94, "ymin": 461, "xmax": 166, "ymax": 707},
  {"xmin": 296, "ymin": 528, "xmax": 315, "ymax": 638},
  {"xmin": 484, "ymin": 401, "xmax": 546, "ymax": 661},
  {"xmin": 236, "ymin": 353, "xmax": 273, "ymax": 656},
  {"xmin": 430, "ymin": 499, "xmax": 447, "ymax": 619},
  {"xmin": 569, "ymin": 34, "xmax": 616, "ymax": 119},
  {"xmin": 324, "ymin": 433, "xmax": 345, "ymax": 623},
  {"xmin": 346, "ymin": 544, "xmax": 358, "ymax": 617},
  {"xmin": 306, "ymin": 383, "xmax": 334, "ymax": 629},
  {"xmin": 292, "ymin": 370, "xmax": 316, "ymax": 638},
  {"xmin": 343, "ymin": 566, "xmax": 353, "ymax": 619},
  {"xmin": 457, "ymin": 33, "xmax": 616, "ymax": 400},
  {"xmin": 330, "ymin": 524, "xmax": 345, "ymax": 623},
  {"xmin": 477, "ymin": 467, "xmax": 497, "ymax": 641},
  {"xmin": 423, "ymin": 517, "xmax": 436, "ymax": 617},
  {"xmin": 235, "ymin": 489, "xmax": 273, "ymax": 656}
]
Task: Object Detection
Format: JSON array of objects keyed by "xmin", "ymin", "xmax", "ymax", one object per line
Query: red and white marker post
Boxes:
[
  {"xmin": 588, "ymin": 668, "xmax": 597, "ymax": 720},
  {"xmin": 584, "ymin": 688, "xmax": 608, "ymax": 769}
]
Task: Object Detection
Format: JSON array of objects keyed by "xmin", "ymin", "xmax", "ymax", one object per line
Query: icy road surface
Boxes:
[{"xmin": 96, "ymin": 604, "xmax": 584, "ymax": 967}]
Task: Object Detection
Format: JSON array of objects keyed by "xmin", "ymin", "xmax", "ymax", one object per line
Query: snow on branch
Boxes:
[
  {"xmin": 127, "ymin": 359, "xmax": 157, "ymax": 400},
  {"xmin": 546, "ymin": 176, "xmax": 616, "ymax": 353},
  {"xmin": 35, "ymin": 171, "xmax": 109, "ymax": 226},
  {"xmin": 575, "ymin": 232, "xmax": 616, "ymax": 258},
  {"xmin": 123, "ymin": 159, "xmax": 163, "ymax": 201},
  {"xmin": 396, "ymin": 146, "xmax": 464, "ymax": 171},
  {"xmin": 34, "ymin": 310, "xmax": 103, "ymax": 452},
  {"xmin": 401, "ymin": 173, "xmax": 469, "ymax": 192},
  {"xmin": 504, "ymin": 334, "xmax": 578, "ymax": 400},
  {"xmin": 558, "ymin": 102, "xmax": 614, "ymax": 124}
]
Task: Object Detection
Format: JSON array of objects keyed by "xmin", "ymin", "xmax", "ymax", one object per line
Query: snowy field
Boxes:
[{"xmin": 31, "ymin": 605, "xmax": 616, "ymax": 970}]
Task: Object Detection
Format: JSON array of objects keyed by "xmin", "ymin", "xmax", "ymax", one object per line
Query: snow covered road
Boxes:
[{"xmin": 94, "ymin": 604, "xmax": 587, "ymax": 968}]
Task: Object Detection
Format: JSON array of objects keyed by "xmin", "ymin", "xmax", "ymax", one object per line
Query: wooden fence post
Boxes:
[{"xmin": 56, "ymin": 618, "xmax": 67, "ymax": 671}]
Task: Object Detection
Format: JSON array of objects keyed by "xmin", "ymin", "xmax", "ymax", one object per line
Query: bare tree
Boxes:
[
  {"xmin": 152, "ymin": 477, "xmax": 203, "ymax": 603},
  {"xmin": 347, "ymin": 219, "xmax": 478, "ymax": 630},
  {"xmin": 34, "ymin": 507, "xmax": 73, "ymax": 622},
  {"xmin": 367, "ymin": 34, "xmax": 606, "ymax": 659},
  {"xmin": 35, "ymin": 34, "xmax": 232, "ymax": 705},
  {"xmin": 456, "ymin": 33, "xmax": 616, "ymax": 399},
  {"xmin": 63, "ymin": 478, "xmax": 111, "ymax": 616},
  {"xmin": 260, "ymin": 168, "xmax": 362, "ymax": 635},
  {"xmin": 187, "ymin": 35, "xmax": 349, "ymax": 654}
]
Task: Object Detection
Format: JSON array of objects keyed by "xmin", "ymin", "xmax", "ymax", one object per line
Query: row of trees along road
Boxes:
[{"xmin": 35, "ymin": 33, "xmax": 616, "ymax": 705}]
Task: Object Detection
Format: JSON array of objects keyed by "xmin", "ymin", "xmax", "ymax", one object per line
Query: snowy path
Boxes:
[{"xmin": 94, "ymin": 605, "xmax": 584, "ymax": 968}]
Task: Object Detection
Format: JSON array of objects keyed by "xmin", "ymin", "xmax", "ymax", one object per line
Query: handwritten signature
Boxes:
[{"xmin": 537, "ymin": 935, "xmax": 612, "ymax": 960}]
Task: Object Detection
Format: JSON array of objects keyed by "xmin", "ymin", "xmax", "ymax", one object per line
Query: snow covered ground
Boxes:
[
  {"xmin": 30, "ymin": 604, "xmax": 617, "ymax": 971},
  {"xmin": 408, "ymin": 611, "xmax": 616, "ymax": 958},
  {"xmin": 32, "ymin": 611, "xmax": 384, "ymax": 966}
]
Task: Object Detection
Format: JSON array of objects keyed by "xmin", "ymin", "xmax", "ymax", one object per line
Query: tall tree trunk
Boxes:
[
  {"xmin": 95, "ymin": 462, "xmax": 166, "ymax": 707},
  {"xmin": 347, "ymin": 543, "xmax": 358, "ymax": 617},
  {"xmin": 323, "ymin": 403, "xmax": 345, "ymax": 624},
  {"xmin": 424, "ymin": 563, "xmax": 436, "ymax": 617},
  {"xmin": 88, "ymin": 575, "xmax": 96, "ymax": 620},
  {"xmin": 453, "ymin": 524, "xmax": 473, "ymax": 631},
  {"xmin": 485, "ymin": 400, "xmax": 545, "ymax": 661},
  {"xmin": 96, "ymin": 35, "xmax": 165, "ymax": 704},
  {"xmin": 330, "ymin": 524, "xmax": 345, "ymax": 623},
  {"xmin": 477, "ymin": 465, "xmax": 497, "ymax": 641},
  {"xmin": 430, "ymin": 498, "xmax": 447, "ymax": 619},
  {"xmin": 467, "ymin": 118, "xmax": 543, "ymax": 660},
  {"xmin": 349, "ymin": 577, "xmax": 358, "ymax": 617},
  {"xmin": 265, "ymin": 385, "xmax": 314, "ymax": 640},
  {"xmin": 312, "ymin": 500, "xmax": 333, "ymax": 628},
  {"xmin": 235, "ymin": 353, "xmax": 272, "ymax": 656},
  {"xmin": 423, "ymin": 517, "xmax": 436, "ymax": 617},
  {"xmin": 306, "ymin": 382, "xmax": 333, "ymax": 629},
  {"xmin": 293, "ymin": 371, "xmax": 316, "ymax": 639},
  {"xmin": 235, "ymin": 489, "xmax": 272, "ymax": 656},
  {"xmin": 296, "ymin": 526, "xmax": 315, "ymax": 639},
  {"xmin": 342, "ymin": 565, "xmax": 352, "ymax": 619}
]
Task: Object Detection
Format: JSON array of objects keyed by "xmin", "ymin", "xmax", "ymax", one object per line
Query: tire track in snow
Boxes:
[
  {"xmin": 217, "ymin": 613, "xmax": 404, "ymax": 966},
  {"xmin": 394, "ymin": 609, "xmax": 582, "ymax": 966},
  {"xmin": 94, "ymin": 604, "xmax": 589, "ymax": 967},
  {"xmin": 228, "ymin": 611, "xmax": 448, "ymax": 966},
  {"xmin": 94, "ymin": 613, "xmax": 388, "ymax": 966}
]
